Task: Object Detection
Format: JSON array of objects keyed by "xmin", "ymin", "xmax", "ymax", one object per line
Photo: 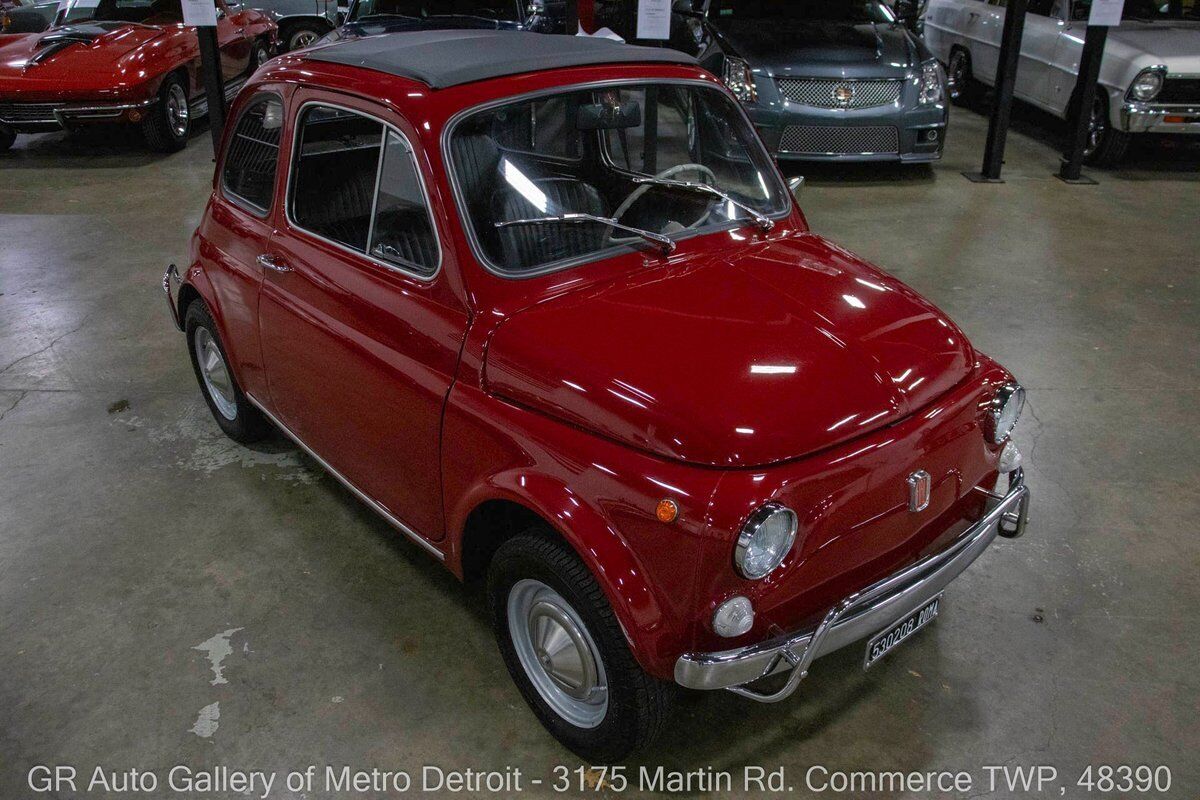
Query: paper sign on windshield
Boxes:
[
  {"xmin": 1087, "ymin": 0, "xmax": 1124, "ymax": 26},
  {"xmin": 181, "ymin": 0, "xmax": 218, "ymax": 27},
  {"xmin": 636, "ymin": 0, "xmax": 671, "ymax": 40}
]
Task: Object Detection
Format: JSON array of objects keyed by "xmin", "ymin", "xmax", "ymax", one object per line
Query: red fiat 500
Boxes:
[{"xmin": 164, "ymin": 30, "xmax": 1030, "ymax": 761}]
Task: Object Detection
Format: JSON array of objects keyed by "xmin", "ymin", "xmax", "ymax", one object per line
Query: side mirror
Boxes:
[{"xmin": 787, "ymin": 176, "xmax": 805, "ymax": 202}]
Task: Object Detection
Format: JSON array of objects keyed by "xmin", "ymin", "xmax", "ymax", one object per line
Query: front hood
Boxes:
[
  {"xmin": 709, "ymin": 18, "xmax": 914, "ymax": 76},
  {"xmin": 484, "ymin": 234, "xmax": 975, "ymax": 468},
  {"xmin": 1109, "ymin": 21, "xmax": 1200, "ymax": 63},
  {"xmin": 0, "ymin": 22, "xmax": 162, "ymax": 84}
]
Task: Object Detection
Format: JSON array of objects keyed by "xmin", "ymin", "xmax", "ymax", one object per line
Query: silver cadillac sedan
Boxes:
[{"xmin": 660, "ymin": 0, "xmax": 950, "ymax": 163}]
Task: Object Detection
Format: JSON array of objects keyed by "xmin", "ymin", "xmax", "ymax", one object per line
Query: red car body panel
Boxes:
[
  {"xmin": 0, "ymin": 3, "xmax": 275, "ymax": 109},
  {"xmin": 181, "ymin": 55, "xmax": 1014, "ymax": 681}
]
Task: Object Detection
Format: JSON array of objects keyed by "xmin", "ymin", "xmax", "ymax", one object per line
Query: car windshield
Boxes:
[
  {"xmin": 1070, "ymin": 0, "xmax": 1196, "ymax": 19},
  {"xmin": 708, "ymin": 0, "xmax": 894, "ymax": 23},
  {"xmin": 450, "ymin": 82, "xmax": 789, "ymax": 276},
  {"xmin": 349, "ymin": 0, "xmax": 521, "ymax": 22},
  {"xmin": 58, "ymin": 0, "xmax": 185, "ymax": 25}
]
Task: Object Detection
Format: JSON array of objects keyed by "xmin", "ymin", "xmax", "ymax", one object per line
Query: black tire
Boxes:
[
  {"xmin": 0, "ymin": 126, "xmax": 14, "ymax": 152},
  {"xmin": 281, "ymin": 19, "xmax": 326, "ymax": 52},
  {"xmin": 184, "ymin": 300, "xmax": 270, "ymax": 443},
  {"xmin": 1081, "ymin": 90, "xmax": 1130, "ymax": 168},
  {"xmin": 487, "ymin": 529, "xmax": 673, "ymax": 762},
  {"xmin": 946, "ymin": 47, "xmax": 982, "ymax": 107},
  {"xmin": 141, "ymin": 72, "xmax": 190, "ymax": 153},
  {"xmin": 249, "ymin": 38, "xmax": 272, "ymax": 72}
]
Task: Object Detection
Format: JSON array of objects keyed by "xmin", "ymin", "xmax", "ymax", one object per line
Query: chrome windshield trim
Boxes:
[
  {"xmin": 245, "ymin": 393, "xmax": 446, "ymax": 560},
  {"xmin": 675, "ymin": 476, "xmax": 1029, "ymax": 700},
  {"xmin": 440, "ymin": 76, "xmax": 793, "ymax": 281}
]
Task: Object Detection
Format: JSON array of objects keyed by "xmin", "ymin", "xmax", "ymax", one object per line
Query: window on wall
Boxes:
[
  {"xmin": 222, "ymin": 96, "xmax": 284, "ymax": 214},
  {"xmin": 289, "ymin": 104, "xmax": 438, "ymax": 275}
]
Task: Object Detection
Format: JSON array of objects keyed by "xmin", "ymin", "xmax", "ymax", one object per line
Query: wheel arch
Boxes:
[{"xmin": 452, "ymin": 475, "xmax": 672, "ymax": 677}]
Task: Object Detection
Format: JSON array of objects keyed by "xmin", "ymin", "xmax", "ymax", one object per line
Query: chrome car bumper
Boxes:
[
  {"xmin": 674, "ymin": 473, "xmax": 1029, "ymax": 702},
  {"xmin": 1121, "ymin": 102, "xmax": 1200, "ymax": 134},
  {"xmin": 0, "ymin": 98, "xmax": 158, "ymax": 133}
]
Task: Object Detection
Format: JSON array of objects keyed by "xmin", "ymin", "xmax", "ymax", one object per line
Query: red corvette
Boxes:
[
  {"xmin": 164, "ymin": 31, "xmax": 1030, "ymax": 760},
  {"xmin": 0, "ymin": 0, "xmax": 276, "ymax": 152}
]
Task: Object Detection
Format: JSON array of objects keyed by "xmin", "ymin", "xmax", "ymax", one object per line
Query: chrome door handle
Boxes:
[{"xmin": 256, "ymin": 254, "xmax": 292, "ymax": 272}]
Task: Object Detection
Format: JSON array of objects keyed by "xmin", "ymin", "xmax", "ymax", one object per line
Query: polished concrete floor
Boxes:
[{"xmin": 1, "ymin": 107, "xmax": 1197, "ymax": 799}]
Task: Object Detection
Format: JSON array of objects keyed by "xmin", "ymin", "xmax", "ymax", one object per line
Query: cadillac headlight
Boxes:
[
  {"xmin": 734, "ymin": 503, "xmax": 797, "ymax": 580},
  {"xmin": 919, "ymin": 60, "xmax": 944, "ymax": 105},
  {"xmin": 1128, "ymin": 68, "xmax": 1165, "ymax": 102},
  {"xmin": 987, "ymin": 382, "xmax": 1025, "ymax": 444},
  {"xmin": 723, "ymin": 56, "xmax": 757, "ymax": 104}
]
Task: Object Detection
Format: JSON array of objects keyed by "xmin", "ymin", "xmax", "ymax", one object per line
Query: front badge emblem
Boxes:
[
  {"xmin": 907, "ymin": 470, "xmax": 931, "ymax": 512},
  {"xmin": 833, "ymin": 84, "xmax": 854, "ymax": 107}
]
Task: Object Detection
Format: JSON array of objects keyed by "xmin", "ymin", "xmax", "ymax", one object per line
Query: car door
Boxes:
[
  {"xmin": 202, "ymin": 88, "xmax": 291, "ymax": 402},
  {"xmin": 215, "ymin": 0, "xmax": 252, "ymax": 80},
  {"xmin": 258, "ymin": 91, "xmax": 469, "ymax": 545},
  {"xmin": 1016, "ymin": 0, "xmax": 1069, "ymax": 107}
]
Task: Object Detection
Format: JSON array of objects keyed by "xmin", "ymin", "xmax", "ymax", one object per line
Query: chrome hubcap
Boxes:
[
  {"xmin": 947, "ymin": 53, "xmax": 966, "ymax": 98},
  {"xmin": 290, "ymin": 30, "xmax": 318, "ymax": 49},
  {"xmin": 167, "ymin": 83, "xmax": 189, "ymax": 138},
  {"xmin": 194, "ymin": 327, "xmax": 237, "ymax": 421},
  {"xmin": 507, "ymin": 579, "xmax": 608, "ymax": 729}
]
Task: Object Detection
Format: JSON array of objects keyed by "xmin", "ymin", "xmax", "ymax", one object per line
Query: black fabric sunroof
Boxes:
[{"xmin": 304, "ymin": 30, "xmax": 698, "ymax": 89}]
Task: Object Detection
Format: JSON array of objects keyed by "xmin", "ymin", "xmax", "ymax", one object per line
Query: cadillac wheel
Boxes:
[{"xmin": 487, "ymin": 530, "xmax": 673, "ymax": 762}]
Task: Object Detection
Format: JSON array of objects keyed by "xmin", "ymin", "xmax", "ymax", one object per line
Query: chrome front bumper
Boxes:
[
  {"xmin": 1121, "ymin": 102, "xmax": 1200, "ymax": 134},
  {"xmin": 674, "ymin": 474, "xmax": 1029, "ymax": 702},
  {"xmin": 0, "ymin": 98, "xmax": 157, "ymax": 133}
]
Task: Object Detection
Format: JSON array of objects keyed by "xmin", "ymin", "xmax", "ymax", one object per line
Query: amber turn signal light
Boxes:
[{"xmin": 655, "ymin": 499, "xmax": 678, "ymax": 523}]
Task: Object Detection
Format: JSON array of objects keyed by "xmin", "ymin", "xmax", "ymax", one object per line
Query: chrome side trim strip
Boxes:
[
  {"xmin": 675, "ymin": 476, "xmax": 1029, "ymax": 699},
  {"xmin": 245, "ymin": 393, "xmax": 446, "ymax": 560}
]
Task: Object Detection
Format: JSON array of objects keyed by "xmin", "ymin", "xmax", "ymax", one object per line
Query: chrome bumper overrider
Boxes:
[
  {"xmin": 674, "ymin": 474, "xmax": 1029, "ymax": 702},
  {"xmin": 163, "ymin": 263, "xmax": 182, "ymax": 331}
]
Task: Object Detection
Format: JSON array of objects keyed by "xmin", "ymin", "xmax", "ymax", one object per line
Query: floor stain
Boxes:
[
  {"xmin": 193, "ymin": 627, "xmax": 243, "ymax": 686},
  {"xmin": 189, "ymin": 702, "xmax": 220, "ymax": 738}
]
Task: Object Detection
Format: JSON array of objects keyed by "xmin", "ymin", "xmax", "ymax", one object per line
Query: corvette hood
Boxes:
[
  {"xmin": 484, "ymin": 234, "xmax": 975, "ymax": 468},
  {"xmin": 0, "ymin": 23, "xmax": 164, "ymax": 90},
  {"xmin": 708, "ymin": 18, "xmax": 915, "ymax": 77}
]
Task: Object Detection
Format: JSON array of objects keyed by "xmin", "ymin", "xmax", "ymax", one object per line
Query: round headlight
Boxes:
[
  {"xmin": 1129, "ymin": 69, "xmax": 1164, "ymax": 102},
  {"xmin": 734, "ymin": 503, "xmax": 798, "ymax": 580},
  {"xmin": 988, "ymin": 383, "xmax": 1025, "ymax": 445}
]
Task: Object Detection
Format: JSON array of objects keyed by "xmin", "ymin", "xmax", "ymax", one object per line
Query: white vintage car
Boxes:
[{"xmin": 923, "ymin": 0, "xmax": 1200, "ymax": 164}]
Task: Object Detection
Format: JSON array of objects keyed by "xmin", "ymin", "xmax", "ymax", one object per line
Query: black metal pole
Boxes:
[
  {"xmin": 197, "ymin": 26, "xmax": 227, "ymax": 154},
  {"xmin": 1058, "ymin": 25, "xmax": 1108, "ymax": 183},
  {"xmin": 964, "ymin": 0, "xmax": 1028, "ymax": 183},
  {"xmin": 564, "ymin": 0, "xmax": 578, "ymax": 34}
]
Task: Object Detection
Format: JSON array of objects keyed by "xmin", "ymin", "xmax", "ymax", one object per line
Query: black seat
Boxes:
[
  {"xmin": 492, "ymin": 177, "xmax": 607, "ymax": 272},
  {"xmin": 371, "ymin": 208, "xmax": 438, "ymax": 270},
  {"xmin": 451, "ymin": 130, "xmax": 501, "ymax": 219},
  {"xmin": 292, "ymin": 149, "xmax": 379, "ymax": 250}
]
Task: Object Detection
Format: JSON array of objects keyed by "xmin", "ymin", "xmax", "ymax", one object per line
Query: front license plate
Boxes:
[{"xmin": 863, "ymin": 594, "xmax": 942, "ymax": 669}]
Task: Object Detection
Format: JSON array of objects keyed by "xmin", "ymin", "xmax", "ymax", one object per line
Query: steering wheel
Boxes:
[{"xmin": 610, "ymin": 163, "xmax": 719, "ymax": 234}]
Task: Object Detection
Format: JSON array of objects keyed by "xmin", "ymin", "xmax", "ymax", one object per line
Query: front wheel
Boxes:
[
  {"xmin": 1081, "ymin": 90, "xmax": 1130, "ymax": 167},
  {"xmin": 487, "ymin": 530, "xmax": 673, "ymax": 762},
  {"xmin": 282, "ymin": 20, "xmax": 326, "ymax": 52},
  {"xmin": 141, "ymin": 73, "xmax": 190, "ymax": 153},
  {"xmin": 0, "ymin": 126, "xmax": 14, "ymax": 152},
  {"xmin": 250, "ymin": 39, "xmax": 272, "ymax": 72},
  {"xmin": 946, "ymin": 48, "xmax": 982, "ymax": 107}
]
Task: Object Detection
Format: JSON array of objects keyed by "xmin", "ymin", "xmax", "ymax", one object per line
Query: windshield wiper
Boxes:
[
  {"xmin": 631, "ymin": 175, "xmax": 775, "ymax": 233},
  {"xmin": 495, "ymin": 213, "xmax": 676, "ymax": 256}
]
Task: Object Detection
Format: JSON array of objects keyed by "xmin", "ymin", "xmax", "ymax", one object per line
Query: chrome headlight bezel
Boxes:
[
  {"xmin": 919, "ymin": 59, "xmax": 945, "ymax": 105},
  {"xmin": 722, "ymin": 56, "xmax": 757, "ymax": 104},
  {"xmin": 1127, "ymin": 67, "xmax": 1166, "ymax": 102},
  {"xmin": 987, "ymin": 382, "xmax": 1025, "ymax": 445},
  {"xmin": 734, "ymin": 503, "xmax": 798, "ymax": 580}
]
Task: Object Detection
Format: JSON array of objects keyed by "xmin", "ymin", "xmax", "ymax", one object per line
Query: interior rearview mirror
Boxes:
[{"xmin": 576, "ymin": 100, "xmax": 642, "ymax": 131}]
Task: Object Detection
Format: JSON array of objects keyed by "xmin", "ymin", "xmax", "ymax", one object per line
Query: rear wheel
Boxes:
[
  {"xmin": 946, "ymin": 48, "xmax": 982, "ymax": 107},
  {"xmin": 142, "ymin": 73, "xmax": 190, "ymax": 153},
  {"xmin": 185, "ymin": 300, "xmax": 269, "ymax": 443},
  {"xmin": 1081, "ymin": 90, "xmax": 1129, "ymax": 167},
  {"xmin": 282, "ymin": 20, "xmax": 326, "ymax": 51},
  {"xmin": 487, "ymin": 529, "xmax": 673, "ymax": 762},
  {"xmin": 250, "ymin": 39, "xmax": 272, "ymax": 71}
]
